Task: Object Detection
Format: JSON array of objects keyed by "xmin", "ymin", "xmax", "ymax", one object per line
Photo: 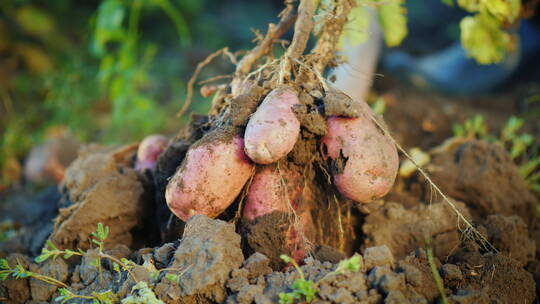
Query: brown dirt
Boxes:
[
  {"xmin": 362, "ymin": 200, "xmax": 472, "ymax": 260},
  {"xmin": 50, "ymin": 144, "xmax": 152, "ymax": 250},
  {"xmin": 426, "ymin": 140, "xmax": 537, "ymax": 226}
]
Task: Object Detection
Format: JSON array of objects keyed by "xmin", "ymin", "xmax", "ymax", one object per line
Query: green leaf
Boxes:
[
  {"xmin": 501, "ymin": 116, "xmax": 524, "ymax": 141},
  {"xmin": 336, "ymin": 254, "xmax": 362, "ymax": 273},
  {"xmin": 280, "ymin": 254, "xmax": 294, "ymax": 264},
  {"xmin": 15, "ymin": 6, "xmax": 56, "ymax": 38},
  {"xmin": 278, "ymin": 292, "xmax": 295, "ymax": 304},
  {"xmin": 460, "ymin": 14, "xmax": 511, "ymax": 64},
  {"xmin": 520, "ymin": 158, "xmax": 540, "ymax": 179},
  {"xmin": 92, "ymin": 0, "xmax": 127, "ymax": 56},
  {"xmin": 377, "ymin": 0, "xmax": 408, "ymax": 47},
  {"xmin": 458, "ymin": 0, "xmax": 521, "ymax": 22},
  {"xmin": 165, "ymin": 273, "xmax": 179, "ymax": 283},
  {"xmin": 0, "ymin": 258, "xmax": 9, "ymax": 270},
  {"xmin": 0, "ymin": 272, "xmax": 9, "ymax": 280},
  {"xmin": 291, "ymin": 278, "xmax": 318, "ymax": 302},
  {"xmin": 510, "ymin": 133, "xmax": 534, "ymax": 158},
  {"xmin": 34, "ymin": 253, "xmax": 50, "ymax": 264},
  {"xmin": 338, "ymin": 5, "xmax": 370, "ymax": 49},
  {"xmin": 63, "ymin": 249, "xmax": 75, "ymax": 259},
  {"xmin": 46, "ymin": 240, "xmax": 59, "ymax": 251}
]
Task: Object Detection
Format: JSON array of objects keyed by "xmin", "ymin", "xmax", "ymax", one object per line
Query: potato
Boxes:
[
  {"xmin": 166, "ymin": 133, "xmax": 254, "ymax": 221},
  {"xmin": 243, "ymin": 164, "xmax": 314, "ymax": 262},
  {"xmin": 243, "ymin": 165, "xmax": 303, "ymax": 221},
  {"xmin": 322, "ymin": 100, "xmax": 398, "ymax": 203},
  {"xmin": 286, "ymin": 208, "xmax": 315, "ymax": 263},
  {"xmin": 135, "ymin": 134, "xmax": 168, "ymax": 172},
  {"xmin": 244, "ymin": 86, "xmax": 301, "ymax": 164}
]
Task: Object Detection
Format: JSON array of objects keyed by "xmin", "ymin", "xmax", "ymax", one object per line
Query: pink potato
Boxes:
[
  {"xmin": 166, "ymin": 134, "xmax": 254, "ymax": 222},
  {"xmin": 244, "ymin": 86, "xmax": 301, "ymax": 164},
  {"xmin": 322, "ymin": 101, "xmax": 399, "ymax": 203},
  {"xmin": 286, "ymin": 209, "xmax": 315, "ymax": 263},
  {"xmin": 243, "ymin": 165, "xmax": 303, "ymax": 221},
  {"xmin": 243, "ymin": 165, "xmax": 314, "ymax": 262},
  {"xmin": 135, "ymin": 135, "xmax": 168, "ymax": 172}
]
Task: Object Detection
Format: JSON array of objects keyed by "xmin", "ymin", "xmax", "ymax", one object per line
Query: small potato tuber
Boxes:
[
  {"xmin": 166, "ymin": 132, "xmax": 254, "ymax": 221},
  {"xmin": 244, "ymin": 86, "xmax": 301, "ymax": 164},
  {"xmin": 243, "ymin": 164, "xmax": 313, "ymax": 262},
  {"xmin": 135, "ymin": 135, "xmax": 169, "ymax": 172},
  {"xmin": 323, "ymin": 100, "xmax": 398, "ymax": 203},
  {"xmin": 243, "ymin": 164, "xmax": 303, "ymax": 221}
]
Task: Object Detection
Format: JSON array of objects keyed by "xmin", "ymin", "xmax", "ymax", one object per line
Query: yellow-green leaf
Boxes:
[
  {"xmin": 460, "ymin": 14, "xmax": 510, "ymax": 64},
  {"xmin": 457, "ymin": 0, "xmax": 521, "ymax": 23},
  {"xmin": 338, "ymin": 5, "xmax": 370, "ymax": 49},
  {"xmin": 15, "ymin": 6, "xmax": 55, "ymax": 38},
  {"xmin": 377, "ymin": 0, "xmax": 408, "ymax": 47}
]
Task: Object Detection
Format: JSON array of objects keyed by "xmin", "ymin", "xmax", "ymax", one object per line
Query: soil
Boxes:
[{"xmin": 0, "ymin": 84, "xmax": 539, "ymax": 304}]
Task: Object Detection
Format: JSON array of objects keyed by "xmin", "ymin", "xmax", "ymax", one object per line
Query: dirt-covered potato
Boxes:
[
  {"xmin": 244, "ymin": 86, "xmax": 301, "ymax": 164},
  {"xmin": 243, "ymin": 164, "xmax": 314, "ymax": 262},
  {"xmin": 166, "ymin": 131, "xmax": 254, "ymax": 221},
  {"xmin": 323, "ymin": 100, "xmax": 398, "ymax": 203},
  {"xmin": 135, "ymin": 134, "xmax": 168, "ymax": 172}
]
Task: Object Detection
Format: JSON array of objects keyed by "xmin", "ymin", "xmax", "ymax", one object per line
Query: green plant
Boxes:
[
  {"xmin": 278, "ymin": 254, "xmax": 362, "ymax": 304},
  {"xmin": 278, "ymin": 255, "xmax": 318, "ymax": 304},
  {"xmin": 425, "ymin": 237, "xmax": 449, "ymax": 304},
  {"xmin": 92, "ymin": 0, "xmax": 191, "ymax": 141},
  {"xmin": 452, "ymin": 114, "xmax": 489, "ymax": 139},
  {"xmin": 55, "ymin": 288, "xmax": 117, "ymax": 304},
  {"xmin": 0, "ymin": 258, "xmax": 68, "ymax": 288},
  {"xmin": 121, "ymin": 281, "xmax": 164, "ymax": 304}
]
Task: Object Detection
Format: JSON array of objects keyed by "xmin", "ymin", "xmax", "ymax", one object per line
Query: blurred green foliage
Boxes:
[{"xmin": 0, "ymin": 0, "xmax": 279, "ymax": 190}]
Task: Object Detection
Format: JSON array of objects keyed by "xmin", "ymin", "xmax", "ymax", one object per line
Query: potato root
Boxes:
[
  {"xmin": 135, "ymin": 134, "xmax": 168, "ymax": 172},
  {"xmin": 244, "ymin": 86, "xmax": 301, "ymax": 164},
  {"xmin": 166, "ymin": 133, "xmax": 254, "ymax": 221},
  {"xmin": 323, "ymin": 100, "xmax": 398, "ymax": 203}
]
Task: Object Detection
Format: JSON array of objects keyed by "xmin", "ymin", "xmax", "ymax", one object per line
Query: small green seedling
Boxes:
[
  {"xmin": 55, "ymin": 287, "xmax": 117, "ymax": 304},
  {"xmin": 121, "ymin": 281, "xmax": 164, "ymax": 304},
  {"xmin": 278, "ymin": 254, "xmax": 362, "ymax": 304},
  {"xmin": 425, "ymin": 237, "xmax": 449, "ymax": 304},
  {"xmin": 278, "ymin": 255, "xmax": 318, "ymax": 304},
  {"xmin": 1, "ymin": 258, "xmax": 67, "ymax": 288},
  {"xmin": 35, "ymin": 240, "xmax": 84, "ymax": 263},
  {"xmin": 334, "ymin": 254, "xmax": 361, "ymax": 274},
  {"xmin": 452, "ymin": 114, "xmax": 488, "ymax": 139}
]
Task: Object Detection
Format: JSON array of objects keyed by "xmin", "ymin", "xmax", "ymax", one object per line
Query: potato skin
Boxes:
[
  {"xmin": 322, "ymin": 101, "xmax": 398, "ymax": 203},
  {"xmin": 243, "ymin": 165, "xmax": 303, "ymax": 221},
  {"xmin": 166, "ymin": 135, "xmax": 254, "ymax": 221},
  {"xmin": 244, "ymin": 86, "xmax": 301, "ymax": 164},
  {"xmin": 135, "ymin": 135, "xmax": 168, "ymax": 172}
]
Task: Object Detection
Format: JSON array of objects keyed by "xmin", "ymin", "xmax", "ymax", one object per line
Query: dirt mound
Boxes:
[
  {"xmin": 362, "ymin": 201, "xmax": 471, "ymax": 260},
  {"xmin": 154, "ymin": 215, "xmax": 244, "ymax": 303},
  {"xmin": 483, "ymin": 214, "xmax": 535, "ymax": 265},
  {"xmin": 50, "ymin": 144, "xmax": 151, "ymax": 250},
  {"xmin": 427, "ymin": 140, "xmax": 538, "ymax": 226}
]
